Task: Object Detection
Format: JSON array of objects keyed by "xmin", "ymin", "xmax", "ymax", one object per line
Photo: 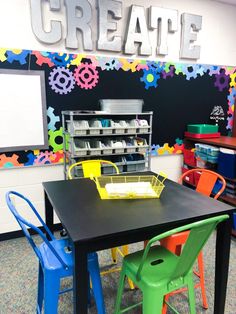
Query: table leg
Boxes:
[
  {"xmin": 214, "ymin": 216, "xmax": 232, "ymax": 314},
  {"xmin": 74, "ymin": 243, "xmax": 88, "ymax": 314},
  {"xmin": 44, "ymin": 191, "xmax": 54, "ymax": 238}
]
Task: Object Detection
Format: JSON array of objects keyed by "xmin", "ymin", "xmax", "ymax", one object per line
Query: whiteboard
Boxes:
[{"xmin": 0, "ymin": 69, "xmax": 48, "ymax": 152}]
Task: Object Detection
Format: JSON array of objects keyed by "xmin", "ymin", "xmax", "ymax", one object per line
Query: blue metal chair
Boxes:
[{"xmin": 6, "ymin": 191, "xmax": 106, "ymax": 314}]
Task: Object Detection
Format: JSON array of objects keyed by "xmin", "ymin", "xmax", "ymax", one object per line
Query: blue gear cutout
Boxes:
[
  {"xmin": 175, "ymin": 138, "xmax": 183, "ymax": 145},
  {"xmin": 196, "ymin": 65, "xmax": 206, "ymax": 77},
  {"xmin": 228, "ymin": 87, "xmax": 236, "ymax": 106},
  {"xmin": 208, "ymin": 65, "xmax": 220, "ymax": 76},
  {"xmin": 140, "ymin": 69, "xmax": 160, "ymax": 89},
  {"xmin": 147, "ymin": 61, "xmax": 165, "ymax": 73},
  {"xmin": 48, "ymin": 52, "xmax": 74, "ymax": 67},
  {"xmin": 24, "ymin": 152, "xmax": 36, "ymax": 166},
  {"xmin": 98, "ymin": 57, "xmax": 121, "ymax": 71},
  {"xmin": 6, "ymin": 50, "xmax": 31, "ymax": 65},
  {"xmin": 182, "ymin": 64, "xmax": 198, "ymax": 80},
  {"xmin": 151, "ymin": 144, "xmax": 160, "ymax": 156},
  {"xmin": 47, "ymin": 106, "xmax": 60, "ymax": 131}
]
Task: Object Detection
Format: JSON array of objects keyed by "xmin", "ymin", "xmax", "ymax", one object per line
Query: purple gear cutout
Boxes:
[
  {"xmin": 49, "ymin": 67, "xmax": 75, "ymax": 95},
  {"xmin": 207, "ymin": 65, "xmax": 221, "ymax": 76},
  {"xmin": 162, "ymin": 65, "xmax": 175, "ymax": 79},
  {"xmin": 48, "ymin": 52, "xmax": 74, "ymax": 67},
  {"xmin": 6, "ymin": 50, "xmax": 31, "ymax": 65},
  {"xmin": 214, "ymin": 69, "xmax": 230, "ymax": 91}
]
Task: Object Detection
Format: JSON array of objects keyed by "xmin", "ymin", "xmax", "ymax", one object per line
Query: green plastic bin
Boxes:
[{"xmin": 187, "ymin": 124, "xmax": 218, "ymax": 134}]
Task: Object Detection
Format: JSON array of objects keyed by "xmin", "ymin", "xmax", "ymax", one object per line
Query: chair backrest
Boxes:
[
  {"xmin": 67, "ymin": 159, "xmax": 119, "ymax": 179},
  {"xmin": 179, "ymin": 168, "xmax": 226, "ymax": 199},
  {"xmin": 136, "ymin": 214, "xmax": 229, "ymax": 282},
  {"xmin": 6, "ymin": 191, "xmax": 69, "ymax": 269}
]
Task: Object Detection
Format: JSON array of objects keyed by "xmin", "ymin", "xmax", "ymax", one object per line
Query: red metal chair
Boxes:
[{"xmin": 160, "ymin": 168, "xmax": 226, "ymax": 313}]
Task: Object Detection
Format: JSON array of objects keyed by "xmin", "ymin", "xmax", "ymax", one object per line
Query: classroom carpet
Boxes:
[{"xmin": 0, "ymin": 232, "xmax": 235, "ymax": 314}]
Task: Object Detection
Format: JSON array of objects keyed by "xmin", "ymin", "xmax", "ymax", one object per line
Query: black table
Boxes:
[{"xmin": 43, "ymin": 173, "xmax": 234, "ymax": 314}]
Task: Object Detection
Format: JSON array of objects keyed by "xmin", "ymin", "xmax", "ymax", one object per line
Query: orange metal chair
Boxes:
[{"xmin": 160, "ymin": 168, "xmax": 226, "ymax": 313}]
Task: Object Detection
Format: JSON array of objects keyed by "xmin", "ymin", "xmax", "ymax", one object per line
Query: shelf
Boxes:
[
  {"xmin": 185, "ymin": 136, "xmax": 236, "ymax": 150},
  {"xmin": 62, "ymin": 110, "xmax": 153, "ymax": 179},
  {"xmin": 64, "ymin": 131, "xmax": 152, "ymax": 137},
  {"xmin": 62, "ymin": 110, "xmax": 153, "ymax": 116}
]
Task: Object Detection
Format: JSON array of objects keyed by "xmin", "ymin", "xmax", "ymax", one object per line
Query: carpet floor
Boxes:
[{"xmin": 0, "ymin": 232, "xmax": 235, "ymax": 314}]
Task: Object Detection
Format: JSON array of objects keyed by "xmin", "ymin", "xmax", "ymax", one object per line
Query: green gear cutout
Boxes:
[{"xmin": 48, "ymin": 127, "xmax": 63, "ymax": 152}]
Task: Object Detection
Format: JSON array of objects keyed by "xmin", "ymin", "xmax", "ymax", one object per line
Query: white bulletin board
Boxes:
[{"xmin": 0, "ymin": 69, "xmax": 48, "ymax": 152}]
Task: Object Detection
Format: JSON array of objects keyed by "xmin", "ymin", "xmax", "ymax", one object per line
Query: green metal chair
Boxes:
[{"xmin": 114, "ymin": 214, "xmax": 229, "ymax": 314}]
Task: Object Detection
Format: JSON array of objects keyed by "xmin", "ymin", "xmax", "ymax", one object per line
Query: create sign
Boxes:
[{"xmin": 30, "ymin": 0, "xmax": 202, "ymax": 59}]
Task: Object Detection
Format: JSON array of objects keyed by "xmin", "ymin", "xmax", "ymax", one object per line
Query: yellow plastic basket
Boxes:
[{"xmin": 93, "ymin": 174, "xmax": 167, "ymax": 200}]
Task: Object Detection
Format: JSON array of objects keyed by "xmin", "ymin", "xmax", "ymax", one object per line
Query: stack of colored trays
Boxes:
[
  {"xmin": 194, "ymin": 143, "xmax": 220, "ymax": 168},
  {"xmin": 185, "ymin": 124, "xmax": 220, "ymax": 138}
]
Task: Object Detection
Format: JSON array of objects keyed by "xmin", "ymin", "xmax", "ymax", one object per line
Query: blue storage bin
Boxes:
[
  {"xmin": 233, "ymin": 213, "xmax": 236, "ymax": 230},
  {"xmin": 217, "ymin": 149, "xmax": 236, "ymax": 179}
]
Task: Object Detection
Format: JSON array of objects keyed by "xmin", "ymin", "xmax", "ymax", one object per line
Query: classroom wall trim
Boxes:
[{"xmin": 0, "ymin": 47, "xmax": 235, "ymax": 169}]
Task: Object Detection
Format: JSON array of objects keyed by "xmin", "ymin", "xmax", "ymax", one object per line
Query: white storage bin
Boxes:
[
  {"xmin": 110, "ymin": 140, "xmax": 125, "ymax": 153},
  {"xmin": 126, "ymin": 119, "xmax": 139, "ymax": 134},
  {"xmin": 134, "ymin": 138, "xmax": 148, "ymax": 153},
  {"xmin": 137, "ymin": 119, "xmax": 150, "ymax": 133},
  {"xmin": 111, "ymin": 120, "xmax": 126, "ymax": 134},
  {"xmin": 124, "ymin": 137, "xmax": 136, "ymax": 153},
  {"xmin": 88, "ymin": 120, "xmax": 102, "ymax": 135},
  {"xmin": 71, "ymin": 139, "xmax": 89, "ymax": 156},
  {"xmin": 67, "ymin": 120, "xmax": 89, "ymax": 135},
  {"xmin": 99, "ymin": 99, "xmax": 143, "ymax": 113},
  {"xmin": 101, "ymin": 140, "xmax": 113, "ymax": 155},
  {"xmin": 87, "ymin": 140, "xmax": 103, "ymax": 156}
]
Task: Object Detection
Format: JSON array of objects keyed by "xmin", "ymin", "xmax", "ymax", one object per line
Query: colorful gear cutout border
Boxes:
[{"xmin": 74, "ymin": 62, "xmax": 99, "ymax": 90}]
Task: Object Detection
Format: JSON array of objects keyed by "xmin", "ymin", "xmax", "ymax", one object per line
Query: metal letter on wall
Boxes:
[
  {"xmin": 124, "ymin": 5, "xmax": 152, "ymax": 56},
  {"xmin": 30, "ymin": 0, "xmax": 62, "ymax": 44},
  {"xmin": 97, "ymin": 0, "xmax": 122, "ymax": 52},
  {"xmin": 64, "ymin": 0, "xmax": 93, "ymax": 50},
  {"xmin": 180, "ymin": 13, "xmax": 202, "ymax": 59},
  {"xmin": 149, "ymin": 6, "xmax": 178, "ymax": 56}
]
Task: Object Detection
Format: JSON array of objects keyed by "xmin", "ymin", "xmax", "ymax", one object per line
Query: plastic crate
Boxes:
[
  {"xmin": 134, "ymin": 138, "xmax": 148, "ymax": 153},
  {"xmin": 126, "ymin": 119, "xmax": 139, "ymax": 134},
  {"xmin": 67, "ymin": 120, "xmax": 89, "ymax": 135},
  {"xmin": 125, "ymin": 137, "xmax": 136, "ymax": 153},
  {"xmin": 187, "ymin": 124, "xmax": 218, "ymax": 134},
  {"xmin": 88, "ymin": 120, "xmax": 102, "ymax": 135},
  {"xmin": 87, "ymin": 140, "xmax": 103, "ymax": 156},
  {"xmin": 110, "ymin": 120, "xmax": 126, "ymax": 134},
  {"xmin": 182, "ymin": 167, "xmax": 195, "ymax": 185},
  {"xmin": 110, "ymin": 140, "xmax": 125, "ymax": 153},
  {"xmin": 70, "ymin": 139, "xmax": 89, "ymax": 156},
  {"xmin": 217, "ymin": 148, "xmax": 236, "ymax": 179},
  {"xmin": 100, "ymin": 140, "xmax": 113, "ymax": 155},
  {"xmin": 183, "ymin": 148, "xmax": 196, "ymax": 166},
  {"xmin": 99, "ymin": 99, "xmax": 143, "ymax": 113},
  {"xmin": 136, "ymin": 119, "xmax": 150, "ymax": 133}
]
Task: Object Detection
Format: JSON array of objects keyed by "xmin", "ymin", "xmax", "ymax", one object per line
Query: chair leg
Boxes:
[
  {"xmin": 197, "ymin": 252, "xmax": 208, "ymax": 309},
  {"xmin": 143, "ymin": 290, "xmax": 164, "ymax": 314},
  {"xmin": 37, "ymin": 263, "xmax": 44, "ymax": 313},
  {"xmin": 111, "ymin": 248, "xmax": 118, "ymax": 263},
  {"xmin": 162, "ymin": 294, "xmax": 169, "ymax": 314},
  {"xmin": 44, "ymin": 272, "xmax": 60, "ymax": 314},
  {"xmin": 187, "ymin": 275, "xmax": 197, "ymax": 314},
  {"xmin": 88, "ymin": 253, "xmax": 106, "ymax": 314},
  {"xmin": 113, "ymin": 266, "xmax": 126, "ymax": 314}
]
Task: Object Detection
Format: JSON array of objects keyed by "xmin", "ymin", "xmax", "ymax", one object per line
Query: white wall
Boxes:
[{"xmin": 0, "ymin": 0, "xmax": 236, "ymax": 234}]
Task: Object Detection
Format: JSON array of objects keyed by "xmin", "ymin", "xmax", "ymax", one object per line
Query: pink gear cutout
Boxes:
[
  {"xmin": 74, "ymin": 62, "xmax": 99, "ymax": 89},
  {"xmin": 33, "ymin": 51, "xmax": 54, "ymax": 67}
]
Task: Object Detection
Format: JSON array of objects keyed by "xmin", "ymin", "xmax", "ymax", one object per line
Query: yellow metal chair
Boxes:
[{"xmin": 68, "ymin": 159, "xmax": 133, "ymax": 286}]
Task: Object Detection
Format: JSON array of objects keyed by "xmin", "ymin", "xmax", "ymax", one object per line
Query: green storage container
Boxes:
[{"xmin": 187, "ymin": 124, "xmax": 218, "ymax": 134}]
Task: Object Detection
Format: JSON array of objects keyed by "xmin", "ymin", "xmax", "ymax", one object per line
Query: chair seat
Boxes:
[
  {"xmin": 39, "ymin": 238, "xmax": 73, "ymax": 274},
  {"xmin": 124, "ymin": 245, "xmax": 181, "ymax": 288}
]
